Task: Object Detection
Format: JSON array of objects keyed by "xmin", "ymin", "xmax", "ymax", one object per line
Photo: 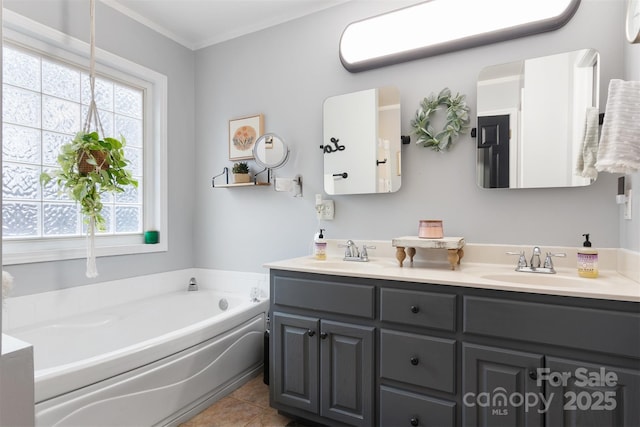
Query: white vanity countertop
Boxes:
[{"xmin": 264, "ymin": 256, "xmax": 640, "ymax": 303}]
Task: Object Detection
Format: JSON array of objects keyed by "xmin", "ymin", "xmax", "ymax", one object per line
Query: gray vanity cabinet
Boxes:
[
  {"xmin": 269, "ymin": 269, "xmax": 640, "ymax": 427},
  {"xmin": 378, "ymin": 287, "xmax": 458, "ymax": 427},
  {"xmin": 545, "ymin": 357, "xmax": 640, "ymax": 427},
  {"xmin": 462, "ymin": 343, "xmax": 544, "ymax": 427},
  {"xmin": 270, "ymin": 272, "xmax": 375, "ymax": 427},
  {"xmin": 272, "ymin": 312, "xmax": 374, "ymax": 426},
  {"xmin": 463, "ymin": 296, "xmax": 640, "ymax": 427},
  {"xmin": 272, "ymin": 313, "xmax": 319, "ymax": 414}
]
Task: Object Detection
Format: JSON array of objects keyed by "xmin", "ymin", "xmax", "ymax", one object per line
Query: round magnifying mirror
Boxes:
[{"xmin": 253, "ymin": 133, "xmax": 290, "ymax": 169}]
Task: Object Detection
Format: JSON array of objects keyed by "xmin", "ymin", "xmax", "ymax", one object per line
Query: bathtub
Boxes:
[{"xmin": 3, "ymin": 269, "xmax": 269, "ymax": 426}]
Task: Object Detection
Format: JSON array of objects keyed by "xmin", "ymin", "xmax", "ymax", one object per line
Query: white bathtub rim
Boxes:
[
  {"xmin": 3, "ymin": 268, "xmax": 269, "ymax": 332},
  {"xmin": 34, "ymin": 296, "xmax": 263, "ymax": 377}
]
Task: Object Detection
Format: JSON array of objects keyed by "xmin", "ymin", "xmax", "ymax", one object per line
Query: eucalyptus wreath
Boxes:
[{"xmin": 410, "ymin": 88, "xmax": 470, "ymax": 151}]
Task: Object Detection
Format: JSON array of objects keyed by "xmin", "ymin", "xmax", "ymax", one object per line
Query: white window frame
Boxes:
[{"xmin": 2, "ymin": 10, "xmax": 168, "ymax": 264}]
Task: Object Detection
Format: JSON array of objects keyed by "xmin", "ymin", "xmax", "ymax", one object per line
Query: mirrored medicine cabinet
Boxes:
[
  {"xmin": 476, "ymin": 48, "xmax": 600, "ymax": 189},
  {"xmin": 322, "ymin": 86, "xmax": 402, "ymax": 195}
]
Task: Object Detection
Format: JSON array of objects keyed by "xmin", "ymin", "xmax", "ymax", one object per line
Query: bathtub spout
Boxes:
[{"xmin": 188, "ymin": 277, "xmax": 198, "ymax": 292}]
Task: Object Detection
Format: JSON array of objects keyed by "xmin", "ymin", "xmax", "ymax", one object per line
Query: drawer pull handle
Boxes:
[
  {"xmin": 410, "ymin": 357, "xmax": 420, "ymax": 366},
  {"xmin": 410, "ymin": 305, "xmax": 420, "ymax": 314},
  {"xmin": 528, "ymin": 370, "xmax": 537, "ymax": 380},
  {"xmin": 410, "ymin": 417, "xmax": 419, "ymax": 426},
  {"xmin": 320, "ymin": 332, "xmax": 328, "ymax": 339},
  {"xmin": 307, "ymin": 330, "xmax": 315, "ymax": 337}
]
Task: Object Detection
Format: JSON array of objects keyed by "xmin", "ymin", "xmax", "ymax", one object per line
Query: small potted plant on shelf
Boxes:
[{"xmin": 232, "ymin": 161, "xmax": 251, "ymax": 183}]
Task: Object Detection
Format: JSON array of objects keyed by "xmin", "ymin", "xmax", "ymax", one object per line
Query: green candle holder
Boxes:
[{"xmin": 144, "ymin": 230, "xmax": 159, "ymax": 244}]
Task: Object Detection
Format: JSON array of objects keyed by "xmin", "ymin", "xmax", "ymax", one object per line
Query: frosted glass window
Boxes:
[
  {"xmin": 3, "ymin": 47, "xmax": 40, "ymax": 91},
  {"xmin": 2, "ymin": 43, "xmax": 144, "ymax": 240},
  {"xmin": 42, "ymin": 59, "xmax": 80, "ymax": 101}
]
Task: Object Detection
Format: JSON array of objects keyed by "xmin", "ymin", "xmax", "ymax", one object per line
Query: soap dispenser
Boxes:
[
  {"xmin": 577, "ymin": 233, "xmax": 598, "ymax": 278},
  {"xmin": 314, "ymin": 229, "xmax": 327, "ymax": 260}
]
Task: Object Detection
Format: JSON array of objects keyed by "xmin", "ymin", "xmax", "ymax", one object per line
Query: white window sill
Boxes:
[{"xmin": 3, "ymin": 235, "xmax": 168, "ymax": 265}]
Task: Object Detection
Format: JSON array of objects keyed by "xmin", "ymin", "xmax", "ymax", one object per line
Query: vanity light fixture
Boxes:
[{"xmin": 339, "ymin": 0, "xmax": 581, "ymax": 72}]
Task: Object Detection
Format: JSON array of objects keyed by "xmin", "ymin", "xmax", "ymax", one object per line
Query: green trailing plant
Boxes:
[
  {"xmin": 40, "ymin": 131, "xmax": 138, "ymax": 230},
  {"xmin": 411, "ymin": 88, "xmax": 470, "ymax": 151},
  {"xmin": 232, "ymin": 161, "xmax": 250, "ymax": 174}
]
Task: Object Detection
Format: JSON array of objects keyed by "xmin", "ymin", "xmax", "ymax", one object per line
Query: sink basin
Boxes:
[{"xmin": 481, "ymin": 273, "xmax": 589, "ymax": 287}]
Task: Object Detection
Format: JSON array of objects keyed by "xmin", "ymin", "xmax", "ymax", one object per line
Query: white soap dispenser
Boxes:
[{"xmin": 313, "ymin": 229, "xmax": 327, "ymax": 260}]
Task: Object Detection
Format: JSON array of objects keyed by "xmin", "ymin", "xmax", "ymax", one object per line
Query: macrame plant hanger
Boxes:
[{"xmin": 84, "ymin": 0, "xmax": 104, "ymax": 278}]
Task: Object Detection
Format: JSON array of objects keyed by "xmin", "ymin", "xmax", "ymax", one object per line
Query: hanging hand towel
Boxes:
[
  {"xmin": 595, "ymin": 79, "xmax": 640, "ymax": 174},
  {"xmin": 575, "ymin": 107, "xmax": 599, "ymax": 179}
]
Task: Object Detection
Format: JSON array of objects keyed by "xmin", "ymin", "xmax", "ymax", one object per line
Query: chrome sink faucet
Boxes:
[
  {"xmin": 507, "ymin": 247, "xmax": 566, "ymax": 274},
  {"xmin": 339, "ymin": 240, "xmax": 376, "ymax": 262},
  {"xmin": 530, "ymin": 246, "xmax": 542, "ymax": 269}
]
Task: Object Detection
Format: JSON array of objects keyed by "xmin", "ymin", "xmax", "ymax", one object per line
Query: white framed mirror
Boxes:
[
  {"xmin": 476, "ymin": 48, "xmax": 600, "ymax": 189},
  {"xmin": 322, "ymin": 86, "xmax": 402, "ymax": 195}
]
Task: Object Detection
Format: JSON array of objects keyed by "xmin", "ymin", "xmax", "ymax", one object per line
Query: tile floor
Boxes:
[{"xmin": 179, "ymin": 374, "xmax": 295, "ymax": 427}]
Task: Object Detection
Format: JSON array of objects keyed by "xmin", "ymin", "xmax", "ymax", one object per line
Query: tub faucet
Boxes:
[{"xmin": 188, "ymin": 277, "xmax": 198, "ymax": 291}]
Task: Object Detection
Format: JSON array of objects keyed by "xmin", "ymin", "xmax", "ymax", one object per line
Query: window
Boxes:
[
  {"xmin": 2, "ymin": 10, "xmax": 167, "ymax": 264},
  {"xmin": 3, "ymin": 44, "xmax": 144, "ymax": 237}
]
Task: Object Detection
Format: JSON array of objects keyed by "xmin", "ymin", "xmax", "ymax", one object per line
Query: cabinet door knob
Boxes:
[
  {"xmin": 410, "ymin": 305, "xmax": 420, "ymax": 314},
  {"xmin": 320, "ymin": 332, "xmax": 328, "ymax": 339},
  {"xmin": 410, "ymin": 417, "xmax": 419, "ymax": 426},
  {"xmin": 410, "ymin": 357, "xmax": 420, "ymax": 366},
  {"xmin": 528, "ymin": 370, "xmax": 537, "ymax": 380},
  {"xmin": 307, "ymin": 330, "xmax": 315, "ymax": 337}
]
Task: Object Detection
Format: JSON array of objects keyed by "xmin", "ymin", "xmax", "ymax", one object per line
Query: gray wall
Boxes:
[
  {"xmin": 3, "ymin": 0, "xmax": 196, "ymax": 295},
  {"xmin": 194, "ymin": 0, "xmax": 632, "ymax": 274}
]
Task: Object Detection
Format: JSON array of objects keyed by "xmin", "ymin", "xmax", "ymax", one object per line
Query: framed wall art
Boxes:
[{"xmin": 229, "ymin": 114, "xmax": 264, "ymax": 160}]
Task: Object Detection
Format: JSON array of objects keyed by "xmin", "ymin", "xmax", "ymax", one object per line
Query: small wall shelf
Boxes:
[
  {"xmin": 211, "ymin": 167, "xmax": 271, "ymax": 188},
  {"xmin": 214, "ymin": 182, "xmax": 271, "ymax": 188}
]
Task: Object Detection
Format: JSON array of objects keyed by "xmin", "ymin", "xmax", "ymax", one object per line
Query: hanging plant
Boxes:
[
  {"xmin": 40, "ymin": 131, "xmax": 138, "ymax": 230},
  {"xmin": 410, "ymin": 88, "xmax": 470, "ymax": 151},
  {"xmin": 39, "ymin": 0, "xmax": 137, "ymax": 278}
]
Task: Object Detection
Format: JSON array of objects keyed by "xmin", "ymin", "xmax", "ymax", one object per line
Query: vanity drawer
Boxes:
[
  {"xmin": 380, "ymin": 386, "xmax": 456, "ymax": 427},
  {"xmin": 380, "ymin": 288, "xmax": 456, "ymax": 331},
  {"xmin": 380, "ymin": 329, "xmax": 455, "ymax": 393},
  {"xmin": 272, "ymin": 275, "xmax": 375, "ymax": 319},
  {"xmin": 464, "ymin": 296, "xmax": 640, "ymax": 358}
]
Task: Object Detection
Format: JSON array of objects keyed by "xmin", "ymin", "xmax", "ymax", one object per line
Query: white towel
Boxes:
[
  {"xmin": 595, "ymin": 79, "xmax": 640, "ymax": 174},
  {"xmin": 575, "ymin": 107, "xmax": 599, "ymax": 179}
]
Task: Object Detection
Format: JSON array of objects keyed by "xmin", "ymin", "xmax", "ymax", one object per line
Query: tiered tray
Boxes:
[{"xmin": 391, "ymin": 236, "xmax": 465, "ymax": 270}]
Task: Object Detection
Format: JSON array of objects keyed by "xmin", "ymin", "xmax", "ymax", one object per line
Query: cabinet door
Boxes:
[
  {"xmin": 545, "ymin": 357, "xmax": 640, "ymax": 427},
  {"xmin": 463, "ymin": 343, "xmax": 544, "ymax": 427},
  {"xmin": 272, "ymin": 312, "xmax": 319, "ymax": 413},
  {"xmin": 320, "ymin": 320, "xmax": 374, "ymax": 427}
]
